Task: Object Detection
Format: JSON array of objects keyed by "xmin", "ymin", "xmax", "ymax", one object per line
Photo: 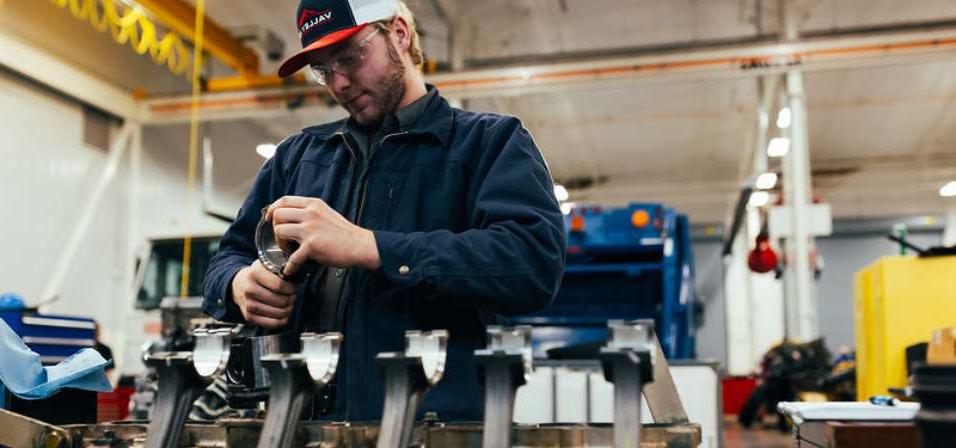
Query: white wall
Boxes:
[
  {"xmin": 0, "ymin": 69, "xmax": 275, "ymax": 375},
  {"xmin": 0, "ymin": 69, "xmax": 125, "ymax": 316}
]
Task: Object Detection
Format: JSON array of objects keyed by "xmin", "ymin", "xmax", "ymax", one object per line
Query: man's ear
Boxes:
[{"xmin": 391, "ymin": 16, "xmax": 411, "ymax": 52}]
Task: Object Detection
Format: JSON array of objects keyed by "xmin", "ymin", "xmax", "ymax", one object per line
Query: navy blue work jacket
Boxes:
[{"xmin": 202, "ymin": 89, "xmax": 565, "ymax": 421}]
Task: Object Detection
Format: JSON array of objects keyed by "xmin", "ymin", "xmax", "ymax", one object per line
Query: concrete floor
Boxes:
[{"xmin": 723, "ymin": 417, "xmax": 793, "ymax": 448}]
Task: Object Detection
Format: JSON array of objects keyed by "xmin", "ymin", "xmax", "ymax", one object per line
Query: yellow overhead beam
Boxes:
[
  {"xmin": 134, "ymin": 0, "xmax": 259, "ymax": 75},
  {"xmin": 206, "ymin": 73, "xmax": 306, "ymax": 92},
  {"xmin": 207, "ymin": 74, "xmax": 290, "ymax": 92}
]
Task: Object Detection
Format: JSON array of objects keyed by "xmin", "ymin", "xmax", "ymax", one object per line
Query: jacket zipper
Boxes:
[
  {"xmin": 335, "ymin": 131, "xmax": 360, "ymax": 200},
  {"xmin": 330, "ymin": 131, "xmax": 407, "ymax": 334},
  {"xmin": 323, "ymin": 133, "xmax": 359, "ymax": 334}
]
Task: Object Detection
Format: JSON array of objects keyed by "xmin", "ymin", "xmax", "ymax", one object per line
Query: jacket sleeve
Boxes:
[
  {"xmin": 202, "ymin": 148, "xmax": 289, "ymax": 322},
  {"xmin": 373, "ymin": 117, "xmax": 566, "ymax": 316}
]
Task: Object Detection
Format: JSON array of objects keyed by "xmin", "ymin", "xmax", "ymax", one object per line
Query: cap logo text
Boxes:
[{"xmin": 298, "ymin": 9, "xmax": 333, "ymax": 35}]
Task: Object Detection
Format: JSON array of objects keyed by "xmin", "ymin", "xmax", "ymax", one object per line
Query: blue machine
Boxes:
[
  {"xmin": 0, "ymin": 298, "xmax": 97, "ymax": 366},
  {"xmin": 510, "ymin": 203, "xmax": 698, "ymax": 359}
]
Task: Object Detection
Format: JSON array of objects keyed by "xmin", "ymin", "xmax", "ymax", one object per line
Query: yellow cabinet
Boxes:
[{"xmin": 854, "ymin": 255, "xmax": 956, "ymax": 399}]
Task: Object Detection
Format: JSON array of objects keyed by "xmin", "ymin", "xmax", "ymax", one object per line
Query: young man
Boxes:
[{"xmin": 202, "ymin": 0, "xmax": 565, "ymax": 421}]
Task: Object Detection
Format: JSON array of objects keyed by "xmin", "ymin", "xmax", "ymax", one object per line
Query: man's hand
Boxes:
[
  {"xmin": 231, "ymin": 260, "xmax": 296, "ymax": 329},
  {"xmin": 267, "ymin": 196, "xmax": 381, "ymax": 276}
]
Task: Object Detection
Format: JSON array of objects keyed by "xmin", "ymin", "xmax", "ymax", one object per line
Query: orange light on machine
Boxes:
[
  {"xmin": 631, "ymin": 210, "xmax": 651, "ymax": 228},
  {"xmin": 570, "ymin": 215, "xmax": 585, "ymax": 232}
]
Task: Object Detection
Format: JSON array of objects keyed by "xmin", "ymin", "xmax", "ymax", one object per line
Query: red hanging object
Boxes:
[{"xmin": 748, "ymin": 232, "xmax": 779, "ymax": 273}]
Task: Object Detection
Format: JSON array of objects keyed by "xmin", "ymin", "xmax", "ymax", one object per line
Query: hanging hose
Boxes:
[
  {"xmin": 179, "ymin": 0, "xmax": 205, "ymax": 298},
  {"xmin": 49, "ymin": 0, "xmax": 192, "ymax": 76}
]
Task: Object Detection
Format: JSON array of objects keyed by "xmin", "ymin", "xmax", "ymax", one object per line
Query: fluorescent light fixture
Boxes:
[
  {"xmin": 940, "ymin": 181, "xmax": 956, "ymax": 197},
  {"xmin": 756, "ymin": 172, "xmax": 778, "ymax": 190},
  {"xmin": 256, "ymin": 143, "xmax": 277, "ymax": 159},
  {"xmin": 767, "ymin": 137, "xmax": 790, "ymax": 157},
  {"xmin": 749, "ymin": 191, "xmax": 770, "ymax": 207},
  {"xmin": 560, "ymin": 202, "xmax": 576, "ymax": 215},
  {"xmin": 776, "ymin": 107, "xmax": 792, "ymax": 129},
  {"xmin": 554, "ymin": 184, "xmax": 570, "ymax": 202}
]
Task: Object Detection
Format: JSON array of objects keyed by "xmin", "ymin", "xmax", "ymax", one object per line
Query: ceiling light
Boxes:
[
  {"xmin": 776, "ymin": 107, "xmax": 792, "ymax": 129},
  {"xmin": 554, "ymin": 184, "xmax": 570, "ymax": 202},
  {"xmin": 940, "ymin": 181, "xmax": 956, "ymax": 197},
  {"xmin": 749, "ymin": 191, "xmax": 770, "ymax": 207},
  {"xmin": 560, "ymin": 202, "xmax": 576, "ymax": 215},
  {"xmin": 767, "ymin": 137, "xmax": 790, "ymax": 157},
  {"xmin": 256, "ymin": 143, "xmax": 277, "ymax": 159},
  {"xmin": 755, "ymin": 172, "xmax": 778, "ymax": 190}
]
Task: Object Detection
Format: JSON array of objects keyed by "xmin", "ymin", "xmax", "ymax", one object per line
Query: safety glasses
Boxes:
[{"xmin": 307, "ymin": 27, "xmax": 382, "ymax": 86}]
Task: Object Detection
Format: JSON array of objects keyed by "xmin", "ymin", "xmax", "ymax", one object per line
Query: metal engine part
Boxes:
[
  {"xmin": 63, "ymin": 420, "xmax": 702, "ymax": 447},
  {"xmin": 256, "ymin": 332, "xmax": 343, "ymax": 448},
  {"xmin": 475, "ymin": 325, "xmax": 533, "ymax": 448},
  {"xmin": 254, "ymin": 206, "xmax": 317, "ymax": 283},
  {"xmin": 376, "ymin": 330, "xmax": 449, "ymax": 448}
]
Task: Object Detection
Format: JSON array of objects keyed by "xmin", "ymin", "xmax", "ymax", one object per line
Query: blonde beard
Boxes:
[{"xmin": 351, "ymin": 42, "xmax": 407, "ymax": 126}]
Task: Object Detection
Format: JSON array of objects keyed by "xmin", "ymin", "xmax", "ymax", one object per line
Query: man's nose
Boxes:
[{"xmin": 328, "ymin": 70, "xmax": 351, "ymax": 94}]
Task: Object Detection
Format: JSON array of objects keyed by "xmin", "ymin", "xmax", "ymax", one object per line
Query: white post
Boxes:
[
  {"xmin": 782, "ymin": 0, "xmax": 819, "ymax": 341},
  {"xmin": 944, "ymin": 203, "xmax": 956, "ymax": 247},
  {"xmin": 38, "ymin": 122, "xmax": 134, "ymax": 308},
  {"xmin": 127, "ymin": 123, "xmax": 143, "ymax": 302},
  {"xmin": 723, "ymin": 74, "xmax": 787, "ymax": 375},
  {"xmin": 746, "ymin": 207, "xmax": 786, "ymax": 364},
  {"xmin": 789, "ymin": 70, "xmax": 819, "ymax": 343},
  {"xmin": 753, "ymin": 76, "xmax": 775, "ymax": 176},
  {"xmin": 778, "ymin": 108, "xmax": 797, "ymax": 340},
  {"xmin": 724, "ymin": 236, "xmax": 753, "ymax": 375},
  {"xmin": 745, "ymin": 208, "xmax": 761, "ymax": 365}
]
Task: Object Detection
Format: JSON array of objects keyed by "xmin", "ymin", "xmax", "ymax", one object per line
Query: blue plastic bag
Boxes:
[{"xmin": 0, "ymin": 317, "xmax": 112, "ymax": 401}]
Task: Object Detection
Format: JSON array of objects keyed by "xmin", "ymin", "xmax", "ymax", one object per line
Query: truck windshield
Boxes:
[{"xmin": 135, "ymin": 237, "xmax": 220, "ymax": 310}]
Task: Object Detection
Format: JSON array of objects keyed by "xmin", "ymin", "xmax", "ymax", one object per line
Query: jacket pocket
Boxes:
[
  {"xmin": 365, "ymin": 171, "xmax": 407, "ymax": 231},
  {"xmin": 384, "ymin": 182, "xmax": 395, "ymax": 228}
]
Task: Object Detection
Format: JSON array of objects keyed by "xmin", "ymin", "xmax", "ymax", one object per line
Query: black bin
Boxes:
[
  {"xmin": 5, "ymin": 388, "xmax": 97, "ymax": 425},
  {"xmin": 913, "ymin": 363, "xmax": 956, "ymax": 448}
]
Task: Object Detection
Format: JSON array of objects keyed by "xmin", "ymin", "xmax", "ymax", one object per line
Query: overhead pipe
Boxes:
[{"xmin": 141, "ymin": 23, "xmax": 956, "ymax": 123}]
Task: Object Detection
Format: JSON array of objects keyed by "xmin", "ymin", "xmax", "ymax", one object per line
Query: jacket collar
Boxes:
[
  {"xmin": 303, "ymin": 84, "xmax": 454, "ymax": 148},
  {"xmin": 407, "ymin": 84, "xmax": 454, "ymax": 148}
]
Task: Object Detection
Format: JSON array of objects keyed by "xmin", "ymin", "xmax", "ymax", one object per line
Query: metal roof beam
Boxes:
[{"xmin": 134, "ymin": 0, "xmax": 260, "ymax": 75}]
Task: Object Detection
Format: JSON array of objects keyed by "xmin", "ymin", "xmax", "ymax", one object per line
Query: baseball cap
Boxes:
[{"xmin": 278, "ymin": 0, "xmax": 399, "ymax": 78}]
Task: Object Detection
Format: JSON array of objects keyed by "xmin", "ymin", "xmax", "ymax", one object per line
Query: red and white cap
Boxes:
[{"xmin": 278, "ymin": 0, "xmax": 398, "ymax": 78}]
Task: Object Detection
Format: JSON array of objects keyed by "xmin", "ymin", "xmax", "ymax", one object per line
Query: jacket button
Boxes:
[
  {"xmin": 334, "ymin": 268, "xmax": 344, "ymax": 278},
  {"xmin": 217, "ymin": 298, "xmax": 224, "ymax": 305},
  {"xmin": 398, "ymin": 265, "xmax": 410, "ymax": 276}
]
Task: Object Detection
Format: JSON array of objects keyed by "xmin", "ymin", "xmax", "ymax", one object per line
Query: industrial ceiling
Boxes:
[{"xmin": 3, "ymin": 0, "xmax": 955, "ymax": 223}]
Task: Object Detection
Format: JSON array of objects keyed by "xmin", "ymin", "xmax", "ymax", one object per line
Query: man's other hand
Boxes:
[
  {"xmin": 231, "ymin": 260, "xmax": 296, "ymax": 329},
  {"xmin": 267, "ymin": 196, "xmax": 381, "ymax": 276}
]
